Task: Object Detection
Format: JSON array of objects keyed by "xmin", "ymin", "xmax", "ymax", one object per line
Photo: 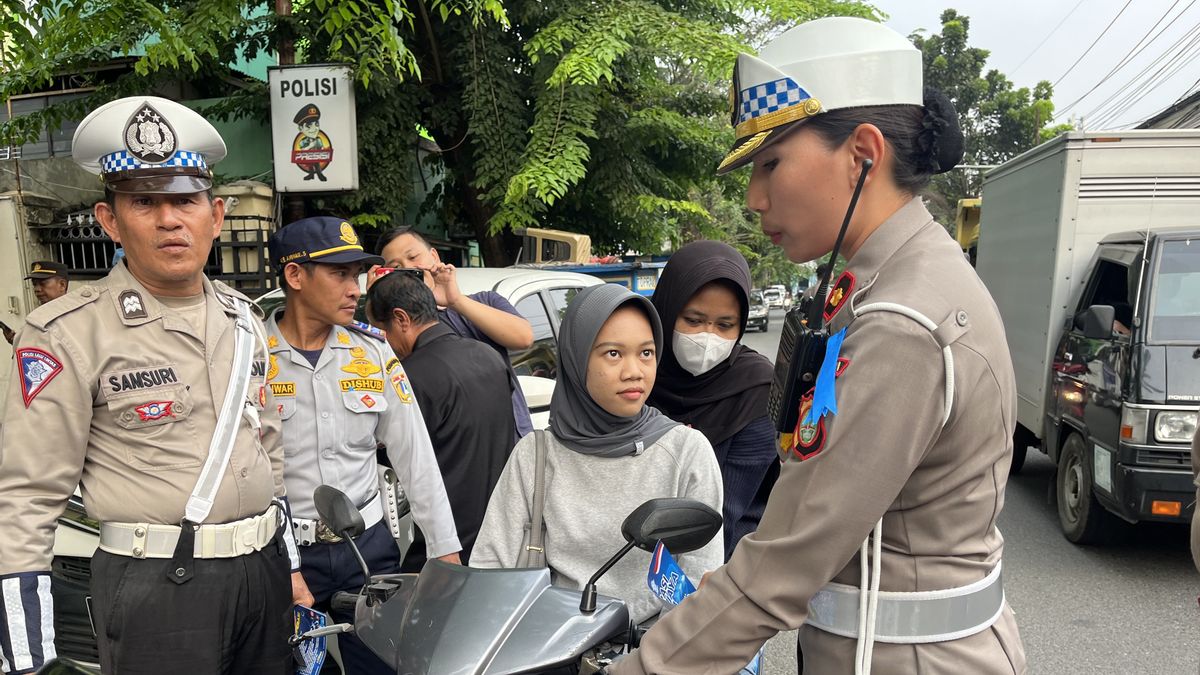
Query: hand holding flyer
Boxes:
[{"xmin": 645, "ymin": 542, "xmax": 765, "ymax": 675}]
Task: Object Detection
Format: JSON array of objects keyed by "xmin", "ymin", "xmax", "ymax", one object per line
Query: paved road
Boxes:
[{"xmin": 740, "ymin": 310, "xmax": 1200, "ymax": 673}]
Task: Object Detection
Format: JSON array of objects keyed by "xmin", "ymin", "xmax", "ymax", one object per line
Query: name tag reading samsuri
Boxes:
[{"xmin": 339, "ymin": 378, "xmax": 384, "ymax": 393}]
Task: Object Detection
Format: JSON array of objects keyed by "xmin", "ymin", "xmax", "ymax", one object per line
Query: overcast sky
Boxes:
[{"xmin": 878, "ymin": 0, "xmax": 1200, "ymax": 129}]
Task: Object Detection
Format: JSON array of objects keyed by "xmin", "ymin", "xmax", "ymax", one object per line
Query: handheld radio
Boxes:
[{"xmin": 768, "ymin": 159, "xmax": 872, "ymax": 442}]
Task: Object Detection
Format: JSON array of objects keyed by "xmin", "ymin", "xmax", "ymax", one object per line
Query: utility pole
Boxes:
[{"xmin": 274, "ymin": 0, "xmax": 306, "ymax": 224}]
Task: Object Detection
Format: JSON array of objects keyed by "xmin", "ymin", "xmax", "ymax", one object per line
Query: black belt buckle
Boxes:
[{"xmin": 166, "ymin": 519, "xmax": 197, "ymax": 585}]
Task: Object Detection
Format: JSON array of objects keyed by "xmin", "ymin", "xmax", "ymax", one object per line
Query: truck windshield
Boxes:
[{"xmin": 1148, "ymin": 240, "xmax": 1200, "ymax": 342}]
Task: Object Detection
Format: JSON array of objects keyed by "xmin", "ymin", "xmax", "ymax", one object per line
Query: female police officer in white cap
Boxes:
[{"xmin": 610, "ymin": 17, "xmax": 1026, "ymax": 674}]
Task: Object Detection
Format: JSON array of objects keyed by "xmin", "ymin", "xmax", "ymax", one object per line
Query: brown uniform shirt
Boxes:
[
  {"xmin": 0, "ymin": 262, "xmax": 283, "ymax": 575},
  {"xmin": 615, "ymin": 199, "xmax": 1026, "ymax": 674}
]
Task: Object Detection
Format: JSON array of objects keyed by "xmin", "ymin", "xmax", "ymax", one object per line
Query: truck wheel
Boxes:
[
  {"xmin": 1055, "ymin": 433, "xmax": 1114, "ymax": 544},
  {"xmin": 1009, "ymin": 425, "xmax": 1036, "ymax": 475}
]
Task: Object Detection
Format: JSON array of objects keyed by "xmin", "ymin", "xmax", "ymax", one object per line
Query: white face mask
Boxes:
[{"xmin": 672, "ymin": 330, "xmax": 736, "ymax": 376}]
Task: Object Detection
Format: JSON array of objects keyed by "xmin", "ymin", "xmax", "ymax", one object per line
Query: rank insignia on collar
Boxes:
[
  {"xmin": 349, "ymin": 345, "xmax": 366, "ymax": 358},
  {"xmin": 119, "ymin": 290, "xmax": 147, "ymax": 320},
  {"xmin": 16, "ymin": 348, "xmax": 63, "ymax": 407},
  {"xmin": 337, "ymin": 332, "xmax": 351, "ymax": 345},
  {"xmin": 268, "ymin": 335, "xmax": 279, "ymax": 349},
  {"xmin": 823, "ymin": 270, "xmax": 856, "ymax": 322}
]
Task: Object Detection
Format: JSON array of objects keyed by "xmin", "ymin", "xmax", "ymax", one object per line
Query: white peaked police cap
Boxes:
[
  {"xmin": 72, "ymin": 96, "xmax": 228, "ymax": 194},
  {"xmin": 718, "ymin": 17, "xmax": 923, "ymax": 174}
]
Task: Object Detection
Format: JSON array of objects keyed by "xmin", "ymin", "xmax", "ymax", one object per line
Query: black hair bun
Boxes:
[{"xmin": 918, "ymin": 87, "xmax": 964, "ymax": 174}]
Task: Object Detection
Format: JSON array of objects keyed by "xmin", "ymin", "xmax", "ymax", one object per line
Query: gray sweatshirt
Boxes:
[{"xmin": 471, "ymin": 424, "xmax": 724, "ymax": 623}]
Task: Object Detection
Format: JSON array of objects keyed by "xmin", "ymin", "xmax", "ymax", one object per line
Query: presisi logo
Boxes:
[
  {"xmin": 339, "ymin": 378, "xmax": 384, "ymax": 393},
  {"xmin": 108, "ymin": 367, "xmax": 180, "ymax": 393}
]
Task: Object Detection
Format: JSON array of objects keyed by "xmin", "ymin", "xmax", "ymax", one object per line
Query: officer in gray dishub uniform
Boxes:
[{"xmin": 265, "ymin": 216, "xmax": 461, "ymax": 675}]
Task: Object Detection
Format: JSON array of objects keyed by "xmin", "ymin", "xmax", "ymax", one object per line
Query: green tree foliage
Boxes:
[
  {"xmin": 0, "ymin": 0, "xmax": 879, "ymax": 266},
  {"xmin": 910, "ymin": 9, "xmax": 1071, "ymax": 226}
]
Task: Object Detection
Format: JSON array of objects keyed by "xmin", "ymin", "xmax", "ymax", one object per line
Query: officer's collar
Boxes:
[
  {"xmin": 412, "ymin": 321, "xmax": 454, "ymax": 352},
  {"xmin": 106, "ymin": 260, "xmax": 232, "ymax": 327},
  {"xmin": 263, "ymin": 307, "xmax": 357, "ymax": 354},
  {"xmin": 825, "ymin": 197, "xmax": 933, "ymax": 332}
]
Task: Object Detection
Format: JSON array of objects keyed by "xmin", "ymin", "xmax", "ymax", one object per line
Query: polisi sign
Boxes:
[{"xmin": 268, "ymin": 64, "xmax": 359, "ymax": 193}]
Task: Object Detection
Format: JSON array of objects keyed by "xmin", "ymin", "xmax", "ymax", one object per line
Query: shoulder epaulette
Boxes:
[
  {"xmin": 347, "ymin": 320, "xmax": 386, "ymax": 341},
  {"xmin": 24, "ymin": 285, "xmax": 105, "ymax": 330}
]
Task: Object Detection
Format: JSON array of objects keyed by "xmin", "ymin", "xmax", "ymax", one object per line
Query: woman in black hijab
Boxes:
[{"xmin": 648, "ymin": 240, "xmax": 777, "ymax": 560}]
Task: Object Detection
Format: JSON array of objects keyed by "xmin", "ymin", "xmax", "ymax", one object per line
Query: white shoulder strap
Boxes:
[{"xmin": 184, "ymin": 299, "xmax": 257, "ymax": 524}]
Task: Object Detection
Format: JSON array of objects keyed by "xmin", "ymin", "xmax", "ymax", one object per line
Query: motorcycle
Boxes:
[{"xmin": 295, "ymin": 485, "xmax": 723, "ymax": 674}]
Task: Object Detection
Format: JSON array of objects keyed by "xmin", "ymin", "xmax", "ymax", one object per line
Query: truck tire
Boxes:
[
  {"xmin": 1055, "ymin": 432, "xmax": 1115, "ymax": 544},
  {"xmin": 1010, "ymin": 425, "xmax": 1036, "ymax": 475}
]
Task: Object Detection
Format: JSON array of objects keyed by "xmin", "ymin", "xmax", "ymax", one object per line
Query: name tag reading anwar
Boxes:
[{"xmin": 339, "ymin": 378, "xmax": 384, "ymax": 393}]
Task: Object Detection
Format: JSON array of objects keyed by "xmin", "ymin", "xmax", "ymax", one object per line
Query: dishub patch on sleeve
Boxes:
[{"xmin": 16, "ymin": 348, "xmax": 63, "ymax": 407}]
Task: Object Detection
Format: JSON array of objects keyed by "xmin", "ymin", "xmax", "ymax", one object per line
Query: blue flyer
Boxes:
[
  {"xmin": 646, "ymin": 542, "xmax": 766, "ymax": 673},
  {"xmin": 646, "ymin": 541, "xmax": 695, "ymax": 606},
  {"xmin": 293, "ymin": 605, "xmax": 328, "ymax": 675}
]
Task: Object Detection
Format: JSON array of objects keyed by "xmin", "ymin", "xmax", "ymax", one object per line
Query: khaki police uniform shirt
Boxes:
[
  {"xmin": 0, "ymin": 262, "xmax": 286, "ymax": 576},
  {"xmin": 264, "ymin": 312, "xmax": 460, "ymax": 559},
  {"xmin": 615, "ymin": 199, "xmax": 1027, "ymax": 674}
]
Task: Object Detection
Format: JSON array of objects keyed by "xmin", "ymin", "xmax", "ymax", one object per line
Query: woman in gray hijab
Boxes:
[{"xmin": 472, "ymin": 284, "xmax": 724, "ymax": 623}]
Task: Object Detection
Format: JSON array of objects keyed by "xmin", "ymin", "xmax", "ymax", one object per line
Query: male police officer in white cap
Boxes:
[
  {"xmin": 0, "ymin": 96, "xmax": 300, "ymax": 674},
  {"xmin": 264, "ymin": 217, "xmax": 461, "ymax": 674}
]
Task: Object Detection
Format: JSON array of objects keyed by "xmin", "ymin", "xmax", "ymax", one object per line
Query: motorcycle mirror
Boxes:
[
  {"xmin": 314, "ymin": 485, "xmax": 366, "ymax": 539},
  {"xmin": 314, "ymin": 486, "xmax": 374, "ymax": 589},
  {"xmin": 580, "ymin": 498, "xmax": 721, "ymax": 614},
  {"xmin": 621, "ymin": 498, "xmax": 723, "ymax": 554}
]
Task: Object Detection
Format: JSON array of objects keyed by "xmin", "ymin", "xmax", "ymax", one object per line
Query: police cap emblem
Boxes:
[{"xmin": 124, "ymin": 102, "xmax": 177, "ymax": 164}]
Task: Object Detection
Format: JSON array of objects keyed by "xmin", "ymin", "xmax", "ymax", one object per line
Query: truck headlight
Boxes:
[{"xmin": 1154, "ymin": 411, "xmax": 1197, "ymax": 443}]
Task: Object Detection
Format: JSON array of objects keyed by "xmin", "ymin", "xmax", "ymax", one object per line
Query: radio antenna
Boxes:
[{"xmin": 805, "ymin": 158, "xmax": 873, "ymax": 329}]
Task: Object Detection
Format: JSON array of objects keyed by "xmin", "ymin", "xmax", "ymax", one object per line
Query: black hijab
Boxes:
[{"xmin": 647, "ymin": 241, "xmax": 775, "ymax": 445}]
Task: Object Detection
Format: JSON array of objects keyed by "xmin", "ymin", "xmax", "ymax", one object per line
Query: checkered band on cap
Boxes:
[
  {"xmin": 100, "ymin": 149, "xmax": 209, "ymax": 174},
  {"xmin": 738, "ymin": 78, "xmax": 810, "ymax": 126}
]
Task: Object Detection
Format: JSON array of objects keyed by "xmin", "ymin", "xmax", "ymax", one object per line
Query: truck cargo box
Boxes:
[{"xmin": 976, "ymin": 130, "xmax": 1200, "ymax": 437}]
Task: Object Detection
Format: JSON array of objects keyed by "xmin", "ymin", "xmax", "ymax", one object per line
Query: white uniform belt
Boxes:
[
  {"xmin": 806, "ymin": 562, "xmax": 1005, "ymax": 644},
  {"xmin": 292, "ymin": 491, "xmax": 383, "ymax": 546},
  {"xmin": 99, "ymin": 504, "xmax": 280, "ymax": 560}
]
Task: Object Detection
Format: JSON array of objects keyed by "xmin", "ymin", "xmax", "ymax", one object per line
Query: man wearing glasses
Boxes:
[{"xmin": 264, "ymin": 217, "xmax": 461, "ymax": 675}]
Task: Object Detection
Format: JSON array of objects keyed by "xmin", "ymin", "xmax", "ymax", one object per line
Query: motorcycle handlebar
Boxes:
[{"xmin": 331, "ymin": 591, "xmax": 359, "ymax": 614}]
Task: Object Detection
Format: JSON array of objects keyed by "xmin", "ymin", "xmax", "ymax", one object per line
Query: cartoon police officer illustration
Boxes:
[{"xmin": 291, "ymin": 103, "xmax": 333, "ymax": 182}]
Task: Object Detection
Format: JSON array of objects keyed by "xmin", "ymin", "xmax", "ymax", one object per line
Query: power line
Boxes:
[
  {"xmin": 1010, "ymin": 0, "xmax": 1087, "ymax": 76},
  {"xmin": 1077, "ymin": 19, "xmax": 1200, "ymax": 126},
  {"xmin": 1052, "ymin": 0, "xmax": 1135, "ymax": 88},
  {"xmin": 1091, "ymin": 31, "xmax": 1200, "ymax": 128},
  {"xmin": 1054, "ymin": 0, "xmax": 1192, "ymax": 119},
  {"xmin": 1086, "ymin": 21, "xmax": 1200, "ymax": 127}
]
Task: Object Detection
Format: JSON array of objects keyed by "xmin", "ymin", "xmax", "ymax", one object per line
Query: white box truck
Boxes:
[{"xmin": 976, "ymin": 130, "xmax": 1199, "ymax": 543}]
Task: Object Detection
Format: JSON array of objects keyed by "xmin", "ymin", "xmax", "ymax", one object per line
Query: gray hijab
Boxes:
[{"xmin": 549, "ymin": 284, "xmax": 680, "ymax": 457}]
